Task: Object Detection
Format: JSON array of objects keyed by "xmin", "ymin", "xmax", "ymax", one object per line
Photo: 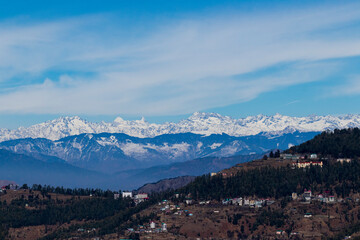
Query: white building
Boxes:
[
  {"xmin": 135, "ymin": 193, "xmax": 148, "ymax": 199},
  {"xmin": 162, "ymin": 223, "xmax": 167, "ymax": 231},
  {"xmin": 122, "ymin": 191, "xmax": 133, "ymax": 198},
  {"xmin": 304, "ymin": 190, "xmax": 312, "ymax": 201},
  {"xmin": 150, "ymin": 221, "xmax": 156, "ymax": 229}
]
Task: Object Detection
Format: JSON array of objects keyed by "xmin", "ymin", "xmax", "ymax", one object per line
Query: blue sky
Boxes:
[{"xmin": 1, "ymin": 0, "xmax": 360, "ymax": 128}]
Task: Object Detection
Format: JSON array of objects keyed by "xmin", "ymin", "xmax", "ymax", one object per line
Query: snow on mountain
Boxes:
[
  {"xmin": 0, "ymin": 112, "xmax": 359, "ymax": 142},
  {"xmin": 0, "ymin": 131, "xmax": 318, "ymax": 173}
]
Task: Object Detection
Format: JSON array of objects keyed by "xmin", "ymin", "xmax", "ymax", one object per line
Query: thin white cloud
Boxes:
[
  {"xmin": 0, "ymin": 3, "xmax": 360, "ymax": 115},
  {"xmin": 285, "ymin": 100, "xmax": 301, "ymax": 106},
  {"xmin": 331, "ymin": 76, "xmax": 360, "ymax": 96}
]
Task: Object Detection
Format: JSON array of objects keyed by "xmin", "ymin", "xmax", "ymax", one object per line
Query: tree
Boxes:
[
  {"xmin": 275, "ymin": 149, "xmax": 281, "ymax": 158},
  {"xmin": 269, "ymin": 151, "xmax": 274, "ymax": 158}
]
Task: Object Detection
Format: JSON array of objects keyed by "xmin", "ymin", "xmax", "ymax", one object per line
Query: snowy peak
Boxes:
[
  {"xmin": 0, "ymin": 112, "xmax": 360, "ymax": 142},
  {"xmin": 188, "ymin": 112, "xmax": 227, "ymax": 121},
  {"xmin": 113, "ymin": 116, "xmax": 125, "ymax": 123}
]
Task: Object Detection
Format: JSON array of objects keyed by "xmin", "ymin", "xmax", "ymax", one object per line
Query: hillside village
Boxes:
[
  {"xmin": 0, "ymin": 129, "xmax": 359, "ymax": 239},
  {"xmin": 1, "ymin": 152, "xmax": 359, "ymax": 239},
  {"xmin": 111, "ymin": 153, "xmax": 359, "ymax": 239}
]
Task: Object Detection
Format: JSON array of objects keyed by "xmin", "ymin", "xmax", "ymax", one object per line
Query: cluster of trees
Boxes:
[
  {"xmin": 0, "ymin": 198, "xmax": 134, "ymax": 229},
  {"xmin": 288, "ymin": 128, "xmax": 360, "ymax": 158},
  {"xmin": 180, "ymin": 160, "xmax": 360, "ymax": 200},
  {"xmin": 28, "ymin": 184, "xmax": 115, "ymax": 197},
  {"xmin": 269, "ymin": 149, "xmax": 281, "ymax": 158},
  {"xmin": 263, "ymin": 149, "xmax": 280, "ymax": 160}
]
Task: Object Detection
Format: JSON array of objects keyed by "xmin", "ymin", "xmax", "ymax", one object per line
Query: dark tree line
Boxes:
[
  {"xmin": 29, "ymin": 184, "xmax": 115, "ymax": 197},
  {"xmin": 0, "ymin": 198, "xmax": 134, "ymax": 229}
]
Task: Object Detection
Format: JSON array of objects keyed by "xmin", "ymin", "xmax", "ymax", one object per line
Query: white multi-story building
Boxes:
[{"xmin": 122, "ymin": 191, "xmax": 133, "ymax": 198}]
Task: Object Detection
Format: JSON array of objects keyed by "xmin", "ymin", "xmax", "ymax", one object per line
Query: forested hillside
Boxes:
[
  {"xmin": 180, "ymin": 160, "xmax": 360, "ymax": 200},
  {"xmin": 288, "ymin": 128, "xmax": 360, "ymax": 157},
  {"xmin": 0, "ymin": 186, "xmax": 172, "ymax": 240},
  {"xmin": 3, "ymin": 128, "xmax": 360, "ymax": 239}
]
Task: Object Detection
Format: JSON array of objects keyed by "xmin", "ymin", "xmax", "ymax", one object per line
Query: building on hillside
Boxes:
[
  {"xmin": 255, "ymin": 200, "xmax": 263, "ymax": 208},
  {"xmin": 280, "ymin": 154, "xmax": 300, "ymax": 160},
  {"xmin": 310, "ymin": 154, "xmax": 318, "ymax": 159},
  {"xmin": 150, "ymin": 221, "xmax": 156, "ymax": 229},
  {"xmin": 2, "ymin": 184, "xmax": 19, "ymax": 190},
  {"xmin": 134, "ymin": 193, "xmax": 148, "ymax": 204},
  {"xmin": 135, "ymin": 193, "xmax": 148, "ymax": 199},
  {"xmin": 317, "ymin": 194, "xmax": 324, "ymax": 201},
  {"xmin": 122, "ymin": 191, "xmax": 133, "ymax": 198},
  {"xmin": 291, "ymin": 192, "xmax": 298, "ymax": 200},
  {"xmin": 337, "ymin": 158, "xmax": 352, "ymax": 164},
  {"xmin": 161, "ymin": 223, "xmax": 167, "ymax": 232},
  {"xmin": 292, "ymin": 161, "xmax": 323, "ymax": 168},
  {"xmin": 231, "ymin": 197, "xmax": 243, "ymax": 206},
  {"xmin": 303, "ymin": 190, "xmax": 312, "ymax": 201},
  {"xmin": 222, "ymin": 199, "xmax": 230, "ymax": 205},
  {"xmin": 210, "ymin": 172, "xmax": 217, "ymax": 177},
  {"xmin": 114, "ymin": 193, "xmax": 120, "ymax": 200}
]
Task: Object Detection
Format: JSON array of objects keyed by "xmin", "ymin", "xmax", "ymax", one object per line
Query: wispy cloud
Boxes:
[
  {"xmin": 330, "ymin": 76, "xmax": 360, "ymax": 96},
  {"xmin": 0, "ymin": 3, "xmax": 360, "ymax": 115},
  {"xmin": 285, "ymin": 100, "xmax": 301, "ymax": 106}
]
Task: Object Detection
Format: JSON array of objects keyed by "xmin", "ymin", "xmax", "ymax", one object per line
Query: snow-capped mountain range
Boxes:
[
  {"xmin": 0, "ymin": 112, "xmax": 359, "ymax": 142},
  {"xmin": 0, "ymin": 131, "xmax": 318, "ymax": 173}
]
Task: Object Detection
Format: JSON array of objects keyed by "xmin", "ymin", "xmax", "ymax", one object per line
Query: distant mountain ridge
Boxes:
[
  {"xmin": 135, "ymin": 176, "xmax": 196, "ymax": 194},
  {"xmin": 0, "ymin": 112, "xmax": 359, "ymax": 142},
  {"xmin": 0, "ymin": 131, "xmax": 318, "ymax": 173},
  {"xmin": 117, "ymin": 154, "xmax": 263, "ymax": 189},
  {"xmin": 0, "ymin": 149, "xmax": 108, "ymax": 188}
]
